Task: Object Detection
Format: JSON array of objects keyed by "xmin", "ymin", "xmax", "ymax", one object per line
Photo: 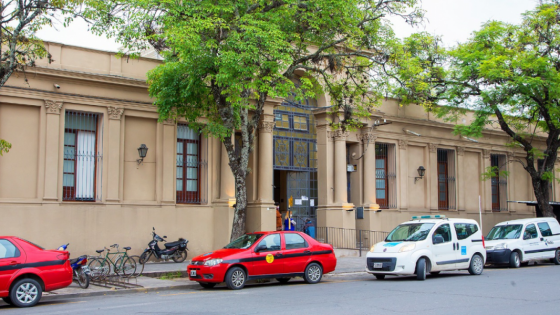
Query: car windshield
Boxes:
[
  {"xmin": 385, "ymin": 223, "xmax": 435, "ymax": 242},
  {"xmin": 486, "ymin": 225, "xmax": 523, "ymax": 240},
  {"xmin": 224, "ymin": 234, "xmax": 264, "ymax": 249}
]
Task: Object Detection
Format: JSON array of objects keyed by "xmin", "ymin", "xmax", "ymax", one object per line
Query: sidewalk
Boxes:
[{"xmin": 40, "ymin": 256, "xmax": 366, "ymax": 302}]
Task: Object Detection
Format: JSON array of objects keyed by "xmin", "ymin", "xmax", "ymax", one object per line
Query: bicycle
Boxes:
[
  {"xmin": 88, "ymin": 244, "xmax": 137, "ymax": 279},
  {"xmin": 128, "ymin": 255, "xmax": 144, "ymax": 277}
]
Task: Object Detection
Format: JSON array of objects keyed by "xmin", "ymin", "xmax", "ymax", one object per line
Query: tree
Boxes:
[
  {"xmin": 86, "ymin": 0, "xmax": 424, "ymax": 240},
  {"xmin": 395, "ymin": 1, "xmax": 560, "ymax": 218}
]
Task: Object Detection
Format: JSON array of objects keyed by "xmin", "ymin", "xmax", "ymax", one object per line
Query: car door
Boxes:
[
  {"xmin": 453, "ymin": 223, "xmax": 479, "ymax": 269},
  {"xmin": 251, "ymin": 234, "xmax": 284, "ymax": 277},
  {"xmin": 0, "ymin": 239, "xmax": 26, "ymax": 294},
  {"xmin": 431, "ymin": 223, "xmax": 457, "ymax": 270},
  {"xmin": 282, "ymin": 233, "xmax": 310, "ymax": 275},
  {"xmin": 521, "ymin": 224, "xmax": 541, "ymax": 260},
  {"xmin": 537, "ymin": 222, "xmax": 556, "ymax": 259}
]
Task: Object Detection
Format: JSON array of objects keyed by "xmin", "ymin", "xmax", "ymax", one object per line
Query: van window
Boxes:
[
  {"xmin": 537, "ymin": 222, "xmax": 552, "ymax": 237},
  {"xmin": 486, "ymin": 225, "xmax": 523, "ymax": 240},
  {"xmin": 523, "ymin": 224, "xmax": 538, "ymax": 240},
  {"xmin": 454, "ymin": 223, "xmax": 479, "ymax": 240},
  {"xmin": 432, "ymin": 224, "xmax": 452, "ymax": 243}
]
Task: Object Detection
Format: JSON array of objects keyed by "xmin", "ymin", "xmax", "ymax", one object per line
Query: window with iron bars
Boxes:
[
  {"xmin": 176, "ymin": 125, "xmax": 207, "ymax": 204},
  {"xmin": 437, "ymin": 149, "xmax": 456, "ymax": 210},
  {"xmin": 63, "ymin": 111, "xmax": 103, "ymax": 202},
  {"xmin": 491, "ymin": 154, "xmax": 508, "ymax": 212},
  {"xmin": 375, "ymin": 143, "xmax": 397, "ymax": 209}
]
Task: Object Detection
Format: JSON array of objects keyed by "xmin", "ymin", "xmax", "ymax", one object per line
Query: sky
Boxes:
[{"xmin": 36, "ymin": 0, "xmax": 540, "ymax": 52}]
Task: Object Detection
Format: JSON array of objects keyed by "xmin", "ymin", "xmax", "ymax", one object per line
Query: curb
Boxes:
[{"xmin": 41, "ymin": 283, "xmax": 200, "ymax": 302}]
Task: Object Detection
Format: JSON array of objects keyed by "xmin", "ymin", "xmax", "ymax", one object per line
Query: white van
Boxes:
[
  {"xmin": 485, "ymin": 217, "xmax": 560, "ymax": 267},
  {"xmin": 366, "ymin": 215, "xmax": 486, "ymax": 280}
]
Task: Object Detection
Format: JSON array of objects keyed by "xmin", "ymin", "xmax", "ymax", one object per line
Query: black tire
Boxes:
[
  {"xmin": 121, "ymin": 257, "xmax": 137, "ymax": 277},
  {"xmin": 88, "ymin": 258, "xmax": 109, "ymax": 280},
  {"xmin": 554, "ymin": 249, "xmax": 560, "ymax": 265},
  {"xmin": 374, "ymin": 274, "xmax": 385, "ymax": 280},
  {"xmin": 416, "ymin": 258, "xmax": 427, "ymax": 280},
  {"xmin": 75, "ymin": 268, "xmax": 90, "ymax": 289},
  {"xmin": 172, "ymin": 250, "xmax": 188, "ymax": 263},
  {"xmin": 276, "ymin": 277, "xmax": 291, "ymax": 284},
  {"xmin": 9, "ymin": 278, "xmax": 42, "ymax": 308},
  {"xmin": 2, "ymin": 297, "xmax": 13, "ymax": 305},
  {"xmin": 199, "ymin": 282, "xmax": 216, "ymax": 289},
  {"xmin": 139, "ymin": 251, "xmax": 152, "ymax": 264},
  {"xmin": 303, "ymin": 263, "xmax": 323, "ymax": 284},
  {"xmin": 225, "ymin": 267, "xmax": 246, "ymax": 290},
  {"xmin": 509, "ymin": 251, "xmax": 521, "ymax": 268},
  {"xmin": 430, "ymin": 271, "xmax": 441, "ymax": 276},
  {"xmin": 468, "ymin": 254, "xmax": 484, "ymax": 275}
]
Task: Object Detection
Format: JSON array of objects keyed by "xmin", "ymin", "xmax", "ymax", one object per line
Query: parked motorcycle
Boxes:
[
  {"xmin": 57, "ymin": 243, "xmax": 90, "ymax": 289},
  {"xmin": 139, "ymin": 228, "xmax": 188, "ymax": 264}
]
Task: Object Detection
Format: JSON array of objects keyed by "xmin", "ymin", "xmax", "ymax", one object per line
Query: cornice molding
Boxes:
[
  {"xmin": 24, "ymin": 66, "xmax": 148, "ymax": 88},
  {"xmin": 44, "ymin": 99, "xmax": 63, "ymax": 114}
]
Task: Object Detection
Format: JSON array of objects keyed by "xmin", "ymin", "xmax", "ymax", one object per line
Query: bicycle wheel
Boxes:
[
  {"xmin": 88, "ymin": 258, "xmax": 109, "ymax": 280},
  {"xmin": 121, "ymin": 257, "xmax": 137, "ymax": 277},
  {"xmin": 129, "ymin": 255, "xmax": 144, "ymax": 277}
]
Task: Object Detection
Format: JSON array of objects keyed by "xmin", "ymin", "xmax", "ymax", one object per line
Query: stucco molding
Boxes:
[
  {"xmin": 428, "ymin": 143, "xmax": 437, "ymax": 153},
  {"xmin": 162, "ymin": 117, "xmax": 176, "ymax": 126},
  {"xmin": 44, "ymin": 99, "xmax": 63, "ymax": 114},
  {"xmin": 457, "ymin": 146, "xmax": 465, "ymax": 156},
  {"xmin": 483, "ymin": 149, "xmax": 491, "ymax": 159},
  {"xmin": 107, "ymin": 106, "xmax": 124, "ymax": 120},
  {"xmin": 358, "ymin": 133, "xmax": 377, "ymax": 143},
  {"xmin": 398, "ymin": 139, "xmax": 408, "ymax": 150},
  {"xmin": 258, "ymin": 121, "xmax": 275, "ymax": 133},
  {"xmin": 329, "ymin": 129, "xmax": 349, "ymax": 140}
]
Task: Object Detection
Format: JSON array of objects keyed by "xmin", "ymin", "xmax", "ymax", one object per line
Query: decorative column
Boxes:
[
  {"xmin": 360, "ymin": 128, "xmax": 378, "ymax": 209},
  {"xmin": 257, "ymin": 120, "xmax": 275, "ymax": 202},
  {"xmin": 429, "ymin": 143, "xmax": 438, "ymax": 211},
  {"xmin": 43, "ymin": 100, "xmax": 63, "ymax": 201},
  {"xmin": 482, "ymin": 149, "xmax": 492, "ymax": 212},
  {"xmin": 508, "ymin": 152, "xmax": 517, "ymax": 212},
  {"xmin": 161, "ymin": 118, "xmax": 176, "ymax": 204},
  {"xmin": 456, "ymin": 147, "xmax": 465, "ymax": 211},
  {"xmin": 399, "ymin": 139, "xmax": 409, "ymax": 210},
  {"xmin": 333, "ymin": 130, "xmax": 349, "ymax": 205},
  {"xmin": 106, "ymin": 107, "xmax": 124, "ymax": 202}
]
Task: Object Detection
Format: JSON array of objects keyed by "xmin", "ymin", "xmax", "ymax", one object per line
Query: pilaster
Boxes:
[
  {"xmin": 360, "ymin": 128, "xmax": 378, "ymax": 210},
  {"xmin": 106, "ymin": 107, "xmax": 124, "ymax": 202},
  {"xmin": 43, "ymin": 100, "xmax": 63, "ymax": 201},
  {"xmin": 457, "ymin": 146, "xmax": 465, "ymax": 211},
  {"xmin": 399, "ymin": 139, "xmax": 409, "ymax": 210},
  {"xmin": 482, "ymin": 149, "xmax": 492, "ymax": 212},
  {"xmin": 161, "ymin": 118, "xmax": 176, "ymax": 204},
  {"xmin": 428, "ymin": 143, "xmax": 438, "ymax": 211}
]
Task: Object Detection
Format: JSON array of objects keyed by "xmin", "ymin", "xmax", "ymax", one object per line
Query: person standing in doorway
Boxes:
[
  {"xmin": 284, "ymin": 211, "xmax": 296, "ymax": 231},
  {"xmin": 275, "ymin": 203, "xmax": 282, "ymax": 231}
]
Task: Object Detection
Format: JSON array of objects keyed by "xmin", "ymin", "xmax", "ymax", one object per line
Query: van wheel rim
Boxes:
[
  {"xmin": 556, "ymin": 250, "xmax": 560, "ymax": 262},
  {"xmin": 308, "ymin": 265, "xmax": 321, "ymax": 281},
  {"xmin": 514, "ymin": 253, "xmax": 520, "ymax": 266},
  {"xmin": 16, "ymin": 283, "xmax": 38, "ymax": 304},
  {"xmin": 473, "ymin": 256, "xmax": 483, "ymax": 273},
  {"xmin": 231, "ymin": 270, "xmax": 245, "ymax": 287}
]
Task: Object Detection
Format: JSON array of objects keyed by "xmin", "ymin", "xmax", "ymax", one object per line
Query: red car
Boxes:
[
  {"xmin": 0, "ymin": 237, "xmax": 72, "ymax": 308},
  {"xmin": 187, "ymin": 231, "xmax": 336, "ymax": 290}
]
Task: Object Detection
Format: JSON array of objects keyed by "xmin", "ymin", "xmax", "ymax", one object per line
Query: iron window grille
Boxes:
[
  {"xmin": 63, "ymin": 111, "xmax": 103, "ymax": 202},
  {"xmin": 491, "ymin": 154, "xmax": 508, "ymax": 212},
  {"xmin": 375, "ymin": 143, "xmax": 397, "ymax": 209},
  {"xmin": 437, "ymin": 149, "xmax": 456, "ymax": 210},
  {"xmin": 176, "ymin": 124, "xmax": 207, "ymax": 204}
]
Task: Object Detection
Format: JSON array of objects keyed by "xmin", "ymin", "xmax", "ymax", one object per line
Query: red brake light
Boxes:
[{"xmin": 81, "ymin": 258, "xmax": 88, "ymax": 265}]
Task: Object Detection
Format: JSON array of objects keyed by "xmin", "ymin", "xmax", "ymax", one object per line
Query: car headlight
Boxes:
[
  {"xmin": 399, "ymin": 243, "xmax": 416, "ymax": 253},
  {"xmin": 204, "ymin": 258, "xmax": 223, "ymax": 266},
  {"xmin": 494, "ymin": 243, "xmax": 508, "ymax": 250},
  {"xmin": 369, "ymin": 244, "xmax": 376, "ymax": 253}
]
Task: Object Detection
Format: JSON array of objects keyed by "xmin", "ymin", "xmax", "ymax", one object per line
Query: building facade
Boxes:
[{"xmin": 0, "ymin": 43, "xmax": 552, "ymax": 257}]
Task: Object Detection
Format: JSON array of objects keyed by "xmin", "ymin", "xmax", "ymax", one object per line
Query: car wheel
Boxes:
[
  {"xmin": 468, "ymin": 254, "xmax": 484, "ymax": 275},
  {"xmin": 9, "ymin": 278, "xmax": 42, "ymax": 308},
  {"xmin": 304, "ymin": 263, "xmax": 323, "ymax": 284},
  {"xmin": 509, "ymin": 251, "xmax": 521, "ymax": 268},
  {"xmin": 225, "ymin": 267, "xmax": 246, "ymax": 290},
  {"xmin": 172, "ymin": 250, "xmax": 188, "ymax": 263},
  {"xmin": 416, "ymin": 258, "xmax": 427, "ymax": 280},
  {"xmin": 430, "ymin": 271, "xmax": 441, "ymax": 276},
  {"xmin": 276, "ymin": 277, "xmax": 291, "ymax": 284},
  {"xmin": 199, "ymin": 282, "xmax": 216, "ymax": 289},
  {"xmin": 374, "ymin": 274, "xmax": 385, "ymax": 280},
  {"xmin": 2, "ymin": 297, "xmax": 13, "ymax": 305},
  {"xmin": 554, "ymin": 249, "xmax": 560, "ymax": 265}
]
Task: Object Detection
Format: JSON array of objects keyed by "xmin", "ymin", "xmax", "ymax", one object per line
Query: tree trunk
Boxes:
[
  {"xmin": 231, "ymin": 173, "xmax": 248, "ymax": 241},
  {"xmin": 532, "ymin": 176, "xmax": 555, "ymax": 218}
]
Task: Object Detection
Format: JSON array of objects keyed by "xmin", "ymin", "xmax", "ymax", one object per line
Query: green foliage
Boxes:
[
  {"xmin": 480, "ymin": 166, "xmax": 510, "ymax": 182},
  {"xmin": 0, "ymin": 139, "xmax": 11, "ymax": 156},
  {"xmin": 158, "ymin": 271, "xmax": 182, "ymax": 280}
]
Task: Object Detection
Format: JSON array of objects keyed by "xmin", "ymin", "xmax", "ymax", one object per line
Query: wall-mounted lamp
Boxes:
[
  {"xmin": 414, "ymin": 166, "xmax": 426, "ymax": 184},
  {"xmin": 403, "ymin": 129, "xmax": 421, "ymax": 136},
  {"xmin": 137, "ymin": 144, "xmax": 148, "ymax": 165}
]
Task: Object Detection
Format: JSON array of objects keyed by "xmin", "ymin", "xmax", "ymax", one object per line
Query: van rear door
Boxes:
[{"xmin": 453, "ymin": 222, "xmax": 481, "ymax": 269}]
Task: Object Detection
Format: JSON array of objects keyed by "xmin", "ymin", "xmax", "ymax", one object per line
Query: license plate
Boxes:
[
  {"xmin": 190, "ymin": 270, "xmax": 196, "ymax": 277},
  {"xmin": 374, "ymin": 263, "xmax": 383, "ymax": 268}
]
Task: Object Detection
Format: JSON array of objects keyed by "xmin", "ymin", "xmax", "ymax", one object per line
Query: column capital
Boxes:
[
  {"xmin": 258, "ymin": 120, "xmax": 275, "ymax": 133},
  {"xmin": 483, "ymin": 149, "xmax": 491, "ymax": 159},
  {"xmin": 457, "ymin": 146, "xmax": 465, "ymax": 156},
  {"xmin": 44, "ymin": 100, "xmax": 63, "ymax": 115},
  {"xmin": 162, "ymin": 117, "xmax": 176, "ymax": 126},
  {"xmin": 428, "ymin": 143, "xmax": 437, "ymax": 153},
  {"xmin": 329, "ymin": 129, "xmax": 349, "ymax": 141},
  {"xmin": 358, "ymin": 128, "xmax": 377, "ymax": 143},
  {"xmin": 107, "ymin": 106, "xmax": 124, "ymax": 120},
  {"xmin": 399, "ymin": 139, "xmax": 408, "ymax": 150}
]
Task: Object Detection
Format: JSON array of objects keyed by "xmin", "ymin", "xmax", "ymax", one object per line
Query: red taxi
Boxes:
[
  {"xmin": 0, "ymin": 237, "xmax": 72, "ymax": 308},
  {"xmin": 187, "ymin": 231, "xmax": 336, "ymax": 290}
]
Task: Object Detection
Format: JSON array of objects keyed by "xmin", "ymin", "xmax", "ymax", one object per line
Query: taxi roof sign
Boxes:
[{"xmin": 411, "ymin": 215, "xmax": 447, "ymax": 220}]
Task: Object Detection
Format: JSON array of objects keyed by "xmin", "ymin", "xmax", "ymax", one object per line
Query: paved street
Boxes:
[{"xmin": 2, "ymin": 263, "xmax": 559, "ymax": 315}]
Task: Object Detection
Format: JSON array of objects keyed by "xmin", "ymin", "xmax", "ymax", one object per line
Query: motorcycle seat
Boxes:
[
  {"xmin": 96, "ymin": 249, "xmax": 104, "ymax": 253},
  {"xmin": 164, "ymin": 240, "xmax": 185, "ymax": 248},
  {"xmin": 123, "ymin": 247, "xmax": 131, "ymax": 250}
]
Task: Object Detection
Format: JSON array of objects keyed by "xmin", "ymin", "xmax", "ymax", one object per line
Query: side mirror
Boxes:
[
  {"xmin": 153, "ymin": 227, "xmax": 155, "ymax": 231},
  {"xmin": 433, "ymin": 235, "xmax": 444, "ymax": 245},
  {"xmin": 255, "ymin": 244, "xmax": 267, "ymax": 252}
]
